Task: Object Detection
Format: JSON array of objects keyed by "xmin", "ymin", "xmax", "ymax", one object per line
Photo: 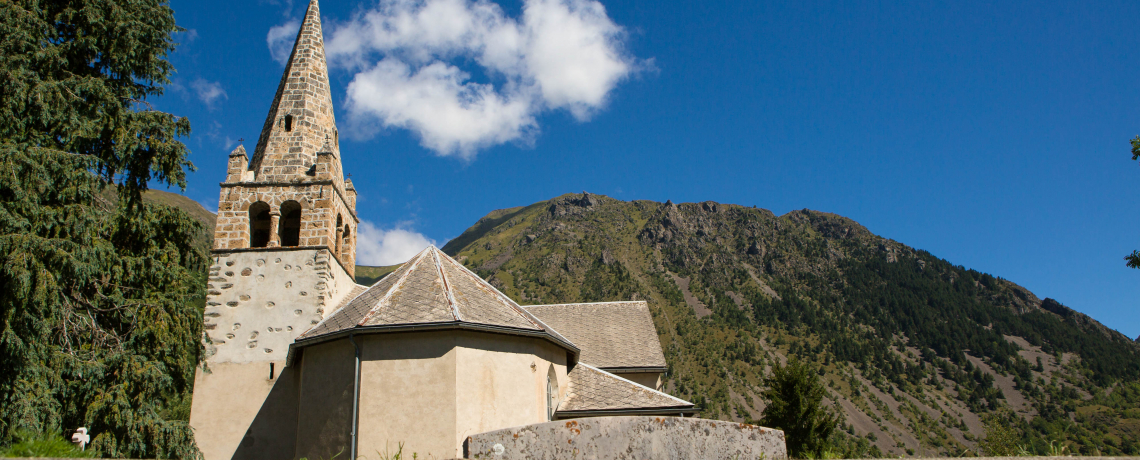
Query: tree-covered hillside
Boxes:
[{"xmin": 440, "ymin": 192, "xmax": 1140, "ymax": 457}]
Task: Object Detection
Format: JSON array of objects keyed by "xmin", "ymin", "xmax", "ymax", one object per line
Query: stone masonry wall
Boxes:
[
  {"xmin": 213, "ymin": 182, "xmax": 356, "ymax": 275},
  {"xmin": 203, "ymin": 249, "xmax": 357, "ymax": 364},
  {"xmin": 464, "ymin": 416, "xmax": 787, "ymax": 460},
  {"xmin": 249, "ymin": 0, "xmax": 341, "ymax": 183}
]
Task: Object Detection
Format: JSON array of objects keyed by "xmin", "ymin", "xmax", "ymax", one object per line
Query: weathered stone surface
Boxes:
[
  {"xmin": 212, "ymin": 181, "xmax": 357, "ymax": 273},
  {"xmin": 212, "ymin": 0, "xmax": 358, "ymax": 274},
  {"xmin": 201, "ymin": 249, "xmax": 357, "ymax": 364},
  {"xmin": 464, "ymin": 416, "xmax": 786, "ymax": 460}
]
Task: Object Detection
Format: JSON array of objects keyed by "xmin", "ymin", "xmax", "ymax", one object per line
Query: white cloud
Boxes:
[
  {"xmin": 177, "ymin": 29, "xmax": 199, "ymax": 44},
  {"xmin": 203, "ymin": 120, "xmax": 238, "ymax": 151},
  {"xmin": 356, "ymin": 221, "xmax": 437, "ymax": 266},
  {"xmin": 191, "ymin": 79, "xmax": 228, "ymax": 109},
  {"xmin": 326, "ymin": 0, "xmax": 641, "ymax": 158},
  {"xmin": 267, "ymin": 19, "xmax": 302, "ymax": 64}
]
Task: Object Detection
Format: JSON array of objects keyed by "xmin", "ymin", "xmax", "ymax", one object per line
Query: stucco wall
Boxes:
[
  {"xmin": 295, "ymin": 331, "xmax": 570, "ymax": 459},
  {"xmin": 353, "ymin": 332, "xmax": 459, "ymax": 460},
  {"xmin": 293, "ymin": 339, "xmax": 356, "ymax": 460},
  {"xmin": 189, "ymin": 361, "xmax": 298, "ymax": 460},
  {"xmin": 465, "ymin": 416, "xmax": 787, "ymax": 460},
  {"xmin": 612, "ymin": 372, "xmax": 662, "ymax": 391},
  {"xmin": 453, "ymin": 332, "xmax": 568, "ymax": 454},
  {"xmin": 202, "ymin": 249, "xmax": 355, "ymax": 364},
  {"xmin": 191, "ymin": 248, "xmax": 356, "ymax": 460}
]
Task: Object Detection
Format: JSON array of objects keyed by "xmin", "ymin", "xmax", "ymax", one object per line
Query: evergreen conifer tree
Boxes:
[
  {"xmin": 760, "ymin": 357, "xmax": 838, "ymax": 459},
  {"xmin": 0, "ymin": 1, "xmax": 203, "ymax": 457}
]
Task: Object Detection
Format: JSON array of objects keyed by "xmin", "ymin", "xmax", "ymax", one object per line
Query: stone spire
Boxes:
[{"xmin": 250, "ymin": 0, "xmax": 340, "ymax": 181}]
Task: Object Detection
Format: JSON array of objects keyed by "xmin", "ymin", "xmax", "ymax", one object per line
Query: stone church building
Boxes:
[{"xmin": 187, "ymin": 1, "xmax": 722, "ymax": 458}]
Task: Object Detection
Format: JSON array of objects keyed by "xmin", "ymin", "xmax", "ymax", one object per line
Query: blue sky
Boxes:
[{"xmin": 161, "ymin": 0, "xmax": 1140, "ymax": 338}]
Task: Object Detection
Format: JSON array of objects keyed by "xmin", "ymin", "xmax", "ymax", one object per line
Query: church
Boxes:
[{"xmin": 186, "ymin": 1, "xmax": 710, "ymax": 458}]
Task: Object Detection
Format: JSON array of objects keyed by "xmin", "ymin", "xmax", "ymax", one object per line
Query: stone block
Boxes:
[{"xmin": 464, "ymin": 417, "xmax": 786, "ymax": 460}]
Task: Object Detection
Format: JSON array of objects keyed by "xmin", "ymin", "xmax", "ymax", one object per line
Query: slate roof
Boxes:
[
  {"xmin": 556, "ymin": 364, "xmax": 694, "ymax": 414},
  {"xmin": 524, "ymin": 301, "xmax": 667, "ymax": 370},
  {"xmin": 298, "ymin": 247, "xmax": 574, "ymax": 350}
]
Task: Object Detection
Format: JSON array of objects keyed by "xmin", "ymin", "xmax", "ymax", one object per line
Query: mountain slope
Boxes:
[{"xmin": 441, "ymin": 192, "xmax": 1140, "ymax": 457}]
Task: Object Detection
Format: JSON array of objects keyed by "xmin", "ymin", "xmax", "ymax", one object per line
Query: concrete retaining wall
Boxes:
[{"xmin": 464, "ymin": 416, "xmax": 787, "ymax": 460}]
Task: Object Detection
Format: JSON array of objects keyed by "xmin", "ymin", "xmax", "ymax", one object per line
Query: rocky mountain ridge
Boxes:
[
  {"xmin": 169, "ymin": 190, "xmax": 1140, "ymax": 456},
  {"xmin": 439, "ymin": 192, "xmax": 1140, "ymax": 456}
]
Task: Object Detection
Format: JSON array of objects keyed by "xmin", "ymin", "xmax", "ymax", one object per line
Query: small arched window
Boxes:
[
  {"xmin": 335, "ymin": 215, "xmax": 344, "ymax": 255},
  {"xmin": 279, "ymin": 201, "xmax": 302, "ymax": 247},
  {"xmin": 284, "ymin": 114, "xmax": 293, "ymax": 132},
  {"xmin": 546, "ymin": 366, "xmax": 558, "ymax": 421},
  {"xmin": 342, "ymin": 224, "xmax": 352, "ymax": 257},
  {"xmin": 249, "ymin": 202, "xmax": 271, "ymax": 248}
]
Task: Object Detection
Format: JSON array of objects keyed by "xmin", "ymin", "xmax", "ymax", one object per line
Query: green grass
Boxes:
[{"xmin": 0, "ymin": 431, "xmax": 95, "ymax": 458}]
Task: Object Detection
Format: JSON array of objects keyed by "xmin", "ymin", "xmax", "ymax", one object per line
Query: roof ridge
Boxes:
[
  {"xmin": 575, "ymin": 363, "xmax": 692, "ymax": 406},
  {"xmin": 431, "ymin": 247, "xmax": 462, "ymax": 321},
  {"xmin": 358, "ymin": 249, "xmax": 429, "ymax": 326},
  {"xmin": 440, "ymin": 250, "xmax": 543, "ymax": 330}
]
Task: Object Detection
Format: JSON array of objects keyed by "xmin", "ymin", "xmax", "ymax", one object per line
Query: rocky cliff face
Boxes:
[{"xmin": 441, "ymin": 192, "xmax": 1140, "ymax": 457}]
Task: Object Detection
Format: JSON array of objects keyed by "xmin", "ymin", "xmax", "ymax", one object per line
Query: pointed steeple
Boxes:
[{"xmin": 250, "ymin": 0, "xmax": 340, "ymax": 181}]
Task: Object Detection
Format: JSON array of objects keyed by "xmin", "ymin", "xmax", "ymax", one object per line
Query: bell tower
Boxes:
[
  {"xmin": 212, "ymin": 0, "xmax": 356, "ymax": 268},
  {"xmin": 190, "ymin": 2, "xmax": 362, "ymax": 459}
]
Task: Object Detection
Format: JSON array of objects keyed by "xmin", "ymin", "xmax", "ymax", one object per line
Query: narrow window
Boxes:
[
  {"xmin": 335, "ymin": 215, "xmax": 344, "ymax": 255},
  {"xmin": 546, "ymin": 367, "xmax": 558, "ymax": 421},
  {"xmin": 284, "ymin": 114, "xmax": 293, "ymax": 132},
  {"xmin": 249, "ymin": 202, "xmax": 271, "ymax": 248},
  {"xmin": 269, "ymin": 363, "xmax": 275, "ymax": 380},
  {"xmin": 342, "ymin": 224, "xmax": 352, "ymax": 258},
  {"xmin": 334, "ymin": 129, "xmax": 338, "ymax": 145},
  {"xmin": 279, "ymin": 201, "xmax": 302, "ymax": 247}
]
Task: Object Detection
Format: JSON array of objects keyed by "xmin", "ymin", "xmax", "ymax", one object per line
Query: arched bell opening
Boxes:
[
  {"xmin": 249, "ymin": 202, "xmax": 272, "ymax": 248},
  {"xmin": 341, "ymin": 224, "xmax": 352, "ymax": 259},
  {"xmin": 279, "ymin": 201, "xmax": 302, "ymax": 247},
  {"xmin": 335, "ymin": 214, "xmax": 344, "ymax": 255}
]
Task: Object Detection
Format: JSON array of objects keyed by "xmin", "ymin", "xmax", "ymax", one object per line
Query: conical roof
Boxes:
[
  {"xmin": 250, "ymin": 0, "xmax": 341, "ymax": 181},
  {"xmin": 297, "ymin": 247, "xmax": 577, "ymax": 353}
]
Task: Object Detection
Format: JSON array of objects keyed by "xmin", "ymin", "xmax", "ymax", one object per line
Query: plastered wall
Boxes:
[
  {"xmin": 453, "ymin": 332, "xmax": 568, "ymax": 454},
  {"xmin": 612, "ymin": 372, "xmax": 663, "ymax": 391},
  {"xmin": 293, "ymin": 339, "xmax": 356, "ymax": 460},
  {"xmin": 191, "ymin": 248, "xmax": 357, "ymax": 460},
  {"xmin": 293, "ymin": 331, "xmax": 568, "ymax": 459},
  {"xmin": 189, "ymin": 361, "xmax": 299, "ymax": 460},
  {"xmin": 201, "ymin": 249, "xmax": 356, "ymax": 364}
]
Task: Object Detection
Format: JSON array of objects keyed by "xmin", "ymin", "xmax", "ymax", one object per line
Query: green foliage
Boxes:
[
  {"xmin": 759, "ymin": 358, "xmax": 838, "ymax": 459},
  {"xmin": 443, "ymin": 193, "xmax": 1140, "ymax": 456},
  {"xmin": 978, "ymin": 410, "xmax": 1024, "ymax": 456},
  {"xmin": 0, "ymin": 0, "xmax": 203, "ymax": 458},
  {"xmin": 0, "ymin": 431, "xmax": 95, "ymax": 458}
]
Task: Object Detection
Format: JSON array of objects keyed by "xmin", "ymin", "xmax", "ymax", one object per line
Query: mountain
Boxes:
[
  {"xmin": 168, "ymin": 190, "xmax": 1140, "ymax": 456},
  {"xmin": 438, "ymin": 193, "xmax": 1140, "ymax": 457}
]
